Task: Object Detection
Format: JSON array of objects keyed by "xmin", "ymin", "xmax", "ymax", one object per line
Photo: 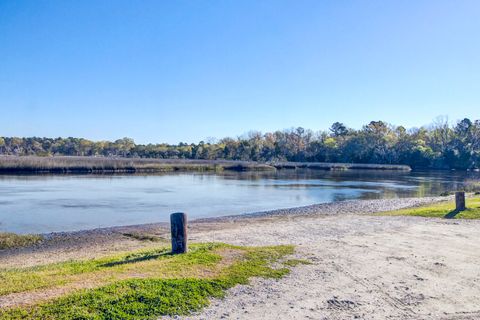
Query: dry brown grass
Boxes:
[
  {"xmin": 272, "ymin": 161, "xmax": 411, "ymax": 171},
  {"xmin": 0, "ymin": 156, "xmax": 411, "ymax": 173},
  {"xmin": 0, "ymin": 156, "xmax": 274, "ymax": 173}
]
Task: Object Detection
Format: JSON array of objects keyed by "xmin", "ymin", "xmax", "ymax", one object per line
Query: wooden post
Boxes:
[
  {"xmin": 170, "ymin": 212, "xmax": 187, "ymax": 254},
  {"xmin": 455, "ymin": 192, "xmax": 466, "ymax": 211}
]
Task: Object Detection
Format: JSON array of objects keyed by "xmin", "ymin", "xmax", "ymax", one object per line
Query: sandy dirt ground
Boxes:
[
  {"xmin": 1, "ymin": 197, "xmax": 480, "ymax": 319},
  {"xmin": 183, "ymin": 199, "xmax": 480, "ymax": 320}
]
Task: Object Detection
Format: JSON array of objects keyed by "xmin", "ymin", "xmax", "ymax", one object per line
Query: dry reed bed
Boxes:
[
  {"xmin": 0, "ymin": 156, "xmax": 411, "ymax": 173},
  {"xmin": 0, "ymin": 156, "xmax": 274, "ymax": 173},
  {"xmin": 271, "ymin": 161, "xmax": 411, "ymax": 171}
]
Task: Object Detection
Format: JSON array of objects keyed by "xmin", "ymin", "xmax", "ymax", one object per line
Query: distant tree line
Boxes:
[{"xmin": 1, "ymin": 118, "xmax": 480, "ymax": 170}]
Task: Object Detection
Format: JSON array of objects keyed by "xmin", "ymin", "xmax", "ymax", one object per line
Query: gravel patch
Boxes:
[{"xmin": 196, "ymin": 196, "xmax": 450, "ymax": 222}]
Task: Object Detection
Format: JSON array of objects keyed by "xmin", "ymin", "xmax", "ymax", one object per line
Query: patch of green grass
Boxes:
[
  {"xmin": 282, "ymin": 258, "xmax": 312, "ymax": 267},
  {"xmin": 4, "ymin": 279, "xmax": 227, "ymax": 319},
  {"xmin": 379, "ymin": 197, "xmax": 480, "ymax": 219},
  {"xmin": 122, "ymin": 232, "xmax": 165, "ymax": 242},
  {"xmin": 0, "ymin": 244, "xmax": 295, "ymax": 319},
  {"xmin": 0, "ymin": 233, "xmax": 42, "ymax": 250},
  {"xmin": 217, "ymin": 245, "xmax": 294, "ymax": 287},
  {"xmin": 0, "ymin": 244, "xmax": 225, "ymax": 296}
]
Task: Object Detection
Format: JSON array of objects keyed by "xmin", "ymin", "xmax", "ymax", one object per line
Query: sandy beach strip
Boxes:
[{"xmin": 0, "ymin": 196, "xmax": 447, "ymax": 268}]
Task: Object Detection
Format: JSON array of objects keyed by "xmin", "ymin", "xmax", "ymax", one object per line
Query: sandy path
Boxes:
[{"xmin": 180, "ymin": 214, "xmax": 480, "ymax": 320}]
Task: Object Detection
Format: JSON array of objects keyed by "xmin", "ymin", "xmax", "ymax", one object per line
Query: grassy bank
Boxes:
[
  {"xmin": 0, "ymin": 156, "xmax": 275, "ymax": 173},
  {"xmin": 0, "ymin": 243, "xmax": 296, "ymax": 319},
  {"xmin": 379, "ymin": 197, "xmax": 480, "ymax": 219},
  {"xmin": 0, "ymin": 233, "xmax": 42, "ymax": 250}
]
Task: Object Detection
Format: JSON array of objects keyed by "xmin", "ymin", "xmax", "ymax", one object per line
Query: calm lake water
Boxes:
[{"xmin": 0, "ymin": 170, "xmax": 478, "ymax": 234}]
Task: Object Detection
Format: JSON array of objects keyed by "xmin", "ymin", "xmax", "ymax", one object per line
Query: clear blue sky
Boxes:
[{"xmin": 1, "ymin": 0, "xmax": 479, "ymax": 144}]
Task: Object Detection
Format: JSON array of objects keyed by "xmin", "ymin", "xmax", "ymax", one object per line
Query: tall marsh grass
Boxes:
[
  {"xmin": 0, "ymin": 156, "xmax": 275, "ymax": 173},
  {"xmin": 272, "ymin": 161, "xmax": 411, "ymax": 171},
  {"xmin": 0, "ymin": 156, "xmax": 412, "ymax": 174}
]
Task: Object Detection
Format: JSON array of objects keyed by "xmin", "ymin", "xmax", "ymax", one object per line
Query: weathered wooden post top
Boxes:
[
  {"xmin": 455, "ymin": 191, "xmax": 466, "ymax": 212},
  {"xmin": 170, "ymin": 212, "xmax": 188, "ymax": 254}
]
